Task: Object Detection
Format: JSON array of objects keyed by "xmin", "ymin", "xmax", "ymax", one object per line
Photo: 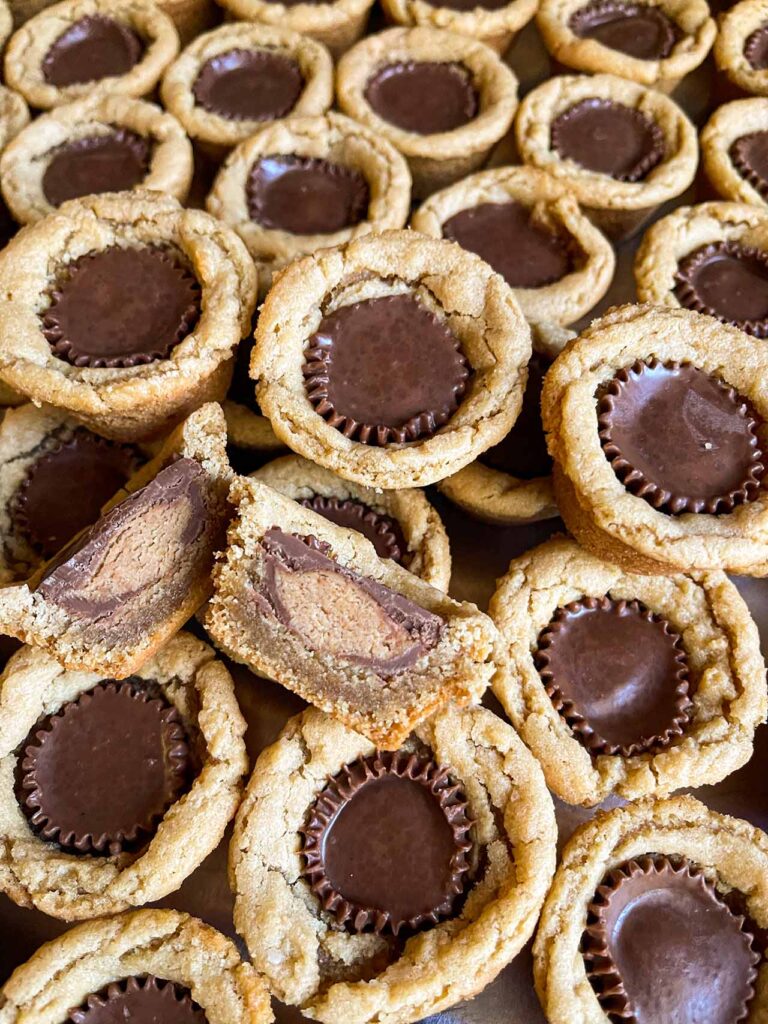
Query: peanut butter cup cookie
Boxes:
[
  {"xmin": 515, "ymin": 72, "xmax": 698, "ymax": 240},
  {"xmin": 207, "ymin": 113, "xmax": 411, "ymax": 295},
  {"xmin": 1, "ymin": 94, "xmax": 193, "ymax": 225},
  {"xmin": 0, "ymin": 403, "xmax": 232, "ymax": 677},
  {"xmin": 715, "ymin": 0, "xmax": 768, "ymax": 97},
  {"xmin": 252, "ymin": 453, "xmax": 452, "ymax": 590},
  {"xmin": 0, "ymin": 909, "xmax": 272, "ymax": 1023},
  {"xmin": 0, "ymin": 633, "xmax": 247, "ymax": 920},
  {"xmin": 541, "ymin": 304, "xmax": 768, "ymax": 574},
  {"xmin": 534, "ymin": 796, "xmax": 768, "ymax": 1024},
  {"xmin": 230, "ymin": 704, "xmax": 556, "ymax": 1023},
  {"xmin": 204, "ymin": 477, "xmax": 497, "ymax": 747},
  {"xmin": 160, "ymin": 24, "xmax": 334, "ymax": 155},
  {"xmin": 336, "ymin": 27, "xmax": 518, "ymax": 197},
  {"xmin": 0, "ymin": 191, "xmax": 256, "ymax": 442},
  {"xmin": 380, "ymin": 0, "xmax": 536, "ymax": 55},
  {"xmin": 635, "ymin": 200, "xmax": 768, "ymax": 336},
  {"xmin": 702, "ymin": 98, "xmax": 768, "ymax": 207},
  {"xmin": 253, "ymin": 230, "xmax": 532, "ymax": 490},
  {"xmin": 0, "ymin": 84, "xmax": 29, "ymax": 352},
  {"xmin": 490, "ymin": 536, "xmax": 766, "ymax": 805},
  {"xmin": 217, "ymin": 0, "xmax": 373, "ymax": 57},
  {"xmin": 4, "ymin": 0, "xmax": 179, "ymax": 110}
]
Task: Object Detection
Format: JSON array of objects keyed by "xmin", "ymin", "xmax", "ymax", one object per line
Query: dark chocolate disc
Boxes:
[
  {"xmin": 303, "ymin": 294, "xmax": 470, "ymax": 446},
  {"xmin": 299, "ymin": 495, "xmax": 407, "ymax": 563},
  {"xmin": 730, "ymin": 131, "xmax": 768, "ymax": 200},
  {"xmin": 42, "ymin": 130, "xmax": 151, "ymax": 208},
  {"xmin": 442, "ymin": 202, "xmax": 574, "ymax": 290},
  {"xmin": 550, "ymin": 98, "xmax": 664, "ymax": 181},
  {"xmin": 68, "ymin": 975, "xmax": 208, "ymax": 1023},
  {"xmin": 745, "ymin": 24, "xmax": 768, "ymax": 70},
  {"xmin": 192, "ymin": 49, "xmax": 303, "ymax": 122},
  {"xmin": 582, "ymin": 856, "xmax": 759, "ymax": 1024},
  {"xmin": 12, "ymin": 428, "xmax": 143, "ymax": 558},
  {"xmin": 302, "ymin": 751, "xmax": 473, "ymax": 935},
  {"xmin": 598, "ymin": 359, "xmax": 765, "ymax": 514},
  {"xmin": 569, "ymin": 0, "xmax": 680, "ymax": 60},
  {"xmin": 479, "ymin": 352, "xmax": 552, "ymax": 480},
  {"xmin": 535, "ymin": 596, "xmax": 693, "ymax": 757},
  {"xmin": 246, "ymin": 155, "xmax": 369, "ymax": 235},
  {"xmin": 674, "ymin": 241, "xmax": 768, "ymax": 337},
  {"xmin": 17, "ymin": 680, "xmax": 191, "ymax": 857},
  {"xmin": 41, "ymin": 245, "xmax": 201, "ymax": 367},
  {"xmin": 42, "ymin": 15, "xmax": 144, "ymax": 88},
  {"xmin": 364, "ymin": 62, "xmax": 478, "ymax": 135}
]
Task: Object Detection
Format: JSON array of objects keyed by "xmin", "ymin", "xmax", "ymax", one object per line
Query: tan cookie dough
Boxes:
[
  {"xmin": 207, "ymin": 113, "xmax": 411, "ymax": 296},
  {"xmin": 0, "ymin": 0, "xmax": 10, "ymax": 43},
  {"xmin": 252, "ymin": 453, "xmax": 452, "ymax": 590},
  {"xmin": 541, "ymin": 303, "xmax": 768, "ymax": 575},
  {"xmin": 701, "ymin": 98, "xmax": 768, "ymax": 207},
  {"xmin": 536, "ymin": 0, "xmax": 715, "ymax": 90},
  {"xmin": 379, "ymin": 0, "xmax": 536, "ymax": 55},
  {"xmin": 515, "ymin": 72, "xmax": 698, "ymax": 241},
  {"xmin": 204, "ymin": 476, "xmax": 498, "ymax": 748},
  {"xmin": 253, "ymin": 230, "xmax": 532, "ymax": 491},
  {"xmin": 715, "ymin": 0, "xmax": 768, "ymax": 97},
  {"xmin": 0, "ymin": 403, "xmax": 233, "ymax": 677},
  {"xmin": 533, "ymin": 796, "xmax": 768, "ymax": 1024},
  {"xmin": 230, "ymin": 704, "xmax": 557, "ymax": 1024},
  {"xmin": 0, "ymin": 909, "xmax": 272, "ymax": 1023},
  {"xmin": 0, "ymin": 633, "xmax": 247, "ymax": 921},
  {"xmin": 160, "ymin": 24, "xmax": 334, "ymax": 154},
  {"xmin": 489, "ymin": 536, "xmax": 767, "ymax": 806},
  {"xmin": 217, "ymin": 0, "xmax": 373, "ymax": 57},
  {"xmin": 4, "ymin": 0, "xmax": 179, "ymax": 110},
  {"xmin": 157, "ymin": 0, "xmax": 215, "ymax": 44},
  {"xmin": 0, "ymin": 190, "xmax": 257, "ymax": 442},
  {"xmin": 0, "ymin": 86, "xmax": 29, "ymax": 409},
  {"xmin": 224, "ymin": 402, "xmax": 283, "ymax": 457},
  {"xmin": 0, "ymin": 94, "xmax": 193, "ymax": 225},
  {"xmin": 336, "ymin": 27, "xmax": 518, "ymax": 198}
]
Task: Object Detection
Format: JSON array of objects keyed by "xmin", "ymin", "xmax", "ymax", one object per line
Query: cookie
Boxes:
[
  {"xmin": 715, "ymin": 0, "xmax": 768, "ymax": 98},
  {"xmin": 379, "ymin": 0, "xmax": 536, "ymax": 56},
  {"xmin": 216, "ymin": 0, "xmax": 373, "ymax": 56},
  {"xmin": 701, "ymin": 98, "xmax": 768, "ymax": 208}
]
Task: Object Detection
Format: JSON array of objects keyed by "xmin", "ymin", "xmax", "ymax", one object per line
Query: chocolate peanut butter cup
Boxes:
[
  {"xmin": 730, "ymin": 131, "xmax": 768, "ymax": 199},
  {"xmin": 17, "ymin": 679, "xmax": 191, "ymax": 856},
  {"xmin": 568, "ymin": 0, "xmax": 680, "ymax": 60},
  {"xmin": 41, "ymin": 245, "xmax": 201, "ymax": 368},
  {"xmin": 745, "ymin": 23, "xmax": 768, "ymax": 69},
  {"xmin": 69, "ymin": 976, "xmax": 207, "ymax": 1024},
  {"xmin": 246, "ymin": 155, "xmax": 369, "ymax": 235},
  {"xmin": 300, "ymin": 495, "xmax": 407, "ymax": 563},
  {"xmin": 42, "ymin": 130, "xmax": 151, "ymax": 208},
  {"xmin": 302, "ymin": 750, "xmax": 473, "ymax": 935},
  {"xmin": 193, "ymin": 49, "xmax": 304, "ymax": 122},
  {"xmin": 550, "ymin": 97, "xmax": 664, "ymax": 181},
  {"xmin": 303, "ymin": 294, "xmax": 470, "ymax": 446},
  {"xmin": 535, "ymin": 596, "xmax": 693, "ymax": 757},
  {"xmin": 364, "ymin": 61, "xmax": 478, "ymax": 135},
  {"xmin": 598, "ymin": 359, "xmax": 766, "ymax": 514},
  {"xmin": 675, "ymin": 241, "xmax": 768, "ymax": 337},
  {"xmin": 42, "ymin": 15, "xmax": 145, "ymax": 88},
  {"xmin": 582, "ymin": 855, "xmax": 759, "ymax": 1024}
]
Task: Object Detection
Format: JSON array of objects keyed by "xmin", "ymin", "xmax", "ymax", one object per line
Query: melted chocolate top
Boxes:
[
  {"xmin": 730, "ymin": 131, "xmax": 768, "ymax": 200},
  {"xmin": 598, "ymin": 360, "xmax": 765, "ymax": 515},
  {"xmin": 42, "ymin": 130, "xmax": 151, "ymax": 208},
  {"xmin": 302, "ymin": 751, "xmax": 473, "ymax": 935},
  {"xmin": 535, "ymin": 596, "xmax": 693, "ymax": 757},
  {"xmin": 569, "ymin": 0, "xmax": 680, "ymax": 60},
  {"xmin": 246, "ymin": 155, "xmax": 369, "ymax": 235},
  {"xmin": 300, "ymin": 495, "xmax": 407, "ymax": 563},
  {"xmin": 192, "ymin": 49, "xmax": 303, "ymax": 122},
  {"xmin": 364, "ymin": 62, "xmax": 478, "ymax": 135},
  {"xmin": 42, "ymin": 15, "xmax": 144, "ymax": 88},
  {"xmin": 745, "ymin": 24, "xmax": 768, "ymax": 70},
  {"xmin": 551, "ymin": 97, "xmax": 664, "ymax": 181},
  {"xmin": 303, "ymin": 294, "xmax": 470, "ymax": 446},
  {"xmin": 41, "ymin": 245, "xmax": 201, "ymax": 367},
  {"xmin": 18, "ymin": 680, "xmax": 190, "ymax": 856},
  {"xmin": 68, "ymin": 976, "xmax": 208, "ymax": 1023},
  {"xmin": 479, "ymin": 352, "xmax": 552, "ymax": 480},
  {"xmin": 675, "ymin": 241, "xmax": 768, "ymax": 337},
  {"xmin": 443, "ymin": 201, "xmax": 573, "ymax": 290}
]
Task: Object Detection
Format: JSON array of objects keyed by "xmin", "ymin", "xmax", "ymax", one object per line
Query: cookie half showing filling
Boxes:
[{"xmin": 204, "ymin": 477, "xmax": 496, "ymax": 747}]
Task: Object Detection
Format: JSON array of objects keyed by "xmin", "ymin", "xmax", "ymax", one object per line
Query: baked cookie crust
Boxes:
[
  {"xmin": 715, "ymin": 0, "xmax": 768, "ymax": 97},
  {"xmin": 379, "ymin": 0, "xmax": 536, "ymax": 55},
  {"xmin": 701, "ymin": 98, "xmax": 768, "ymax": 207},
  {"xmin": 217, "ymin": 0, "xmax": 373, "ymax": 56}
]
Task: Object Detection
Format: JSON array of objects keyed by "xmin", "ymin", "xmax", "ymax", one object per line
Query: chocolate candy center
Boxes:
[
  {"xmin": 41, "ymin": 245, "xmax": 201, "ymax": 368},
  {"xmin": 730, "ymin": 131, "xmax": 768, "ymax": 199},
  {"xmin": 18, "ymin": 680, "xmax": 190, "ymax": 856},
  {"xmin": 303, "ymin": 294, "xmax": 470, "ymax": 446},
  {"xmin": 675, "ymin": 241, "xmax": 768, "ymax": 336},
  {"xmin": 745, "ymin": 24, "xmax": 768, "ymax": 70},
  {"xmin": 300, "ymin": 495, "xmax": 407, "ymax": 563},
  {"xmin": 535, "ymin": 597, "xmax": 692, "ymax": 756},
  {"xmin": 364, "ymin": 62, "xmax": 478, "ymax": 135},
  {"xmin": 246, "ymin": 155, "xmax": 369, "ymax": 235},
  {"xmin": 583, "ymin": 857, "xmax": 759, "ymax": 1024},
  {"xmin": 569, "ymin": 0, "xmax": 680, "ymax": 60},
  {"xmin": 599, "ymin": 360, "xmax": 765, "ymax": 514},
  {"xmin": 68, "ymin": 976, "xmax": 208, "ymax": 1023},
  {"xmin": 14, "ymin": 429, "xmax": 142, "ymax": 558},
  {"xmin": 42, "ymin": 131, "xmax": 150, "ymax": 208},
  {"xmin": 42, "ymin": 15, "xmax": 144, "ymax": 87},
  {"xmin": 442, "ymin": 202, "xmax": 573, "ymax": 290},
  {"xmin": 479, "ymin": 353, "xmax": 552, "ymax": 480},
  {"xmin": 551, "ymin": 97, "xmax": 664, "ymax": 181},
  {"xmin": 192, "ymin": 49, "xmax": 303, "ymax": 122}
]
